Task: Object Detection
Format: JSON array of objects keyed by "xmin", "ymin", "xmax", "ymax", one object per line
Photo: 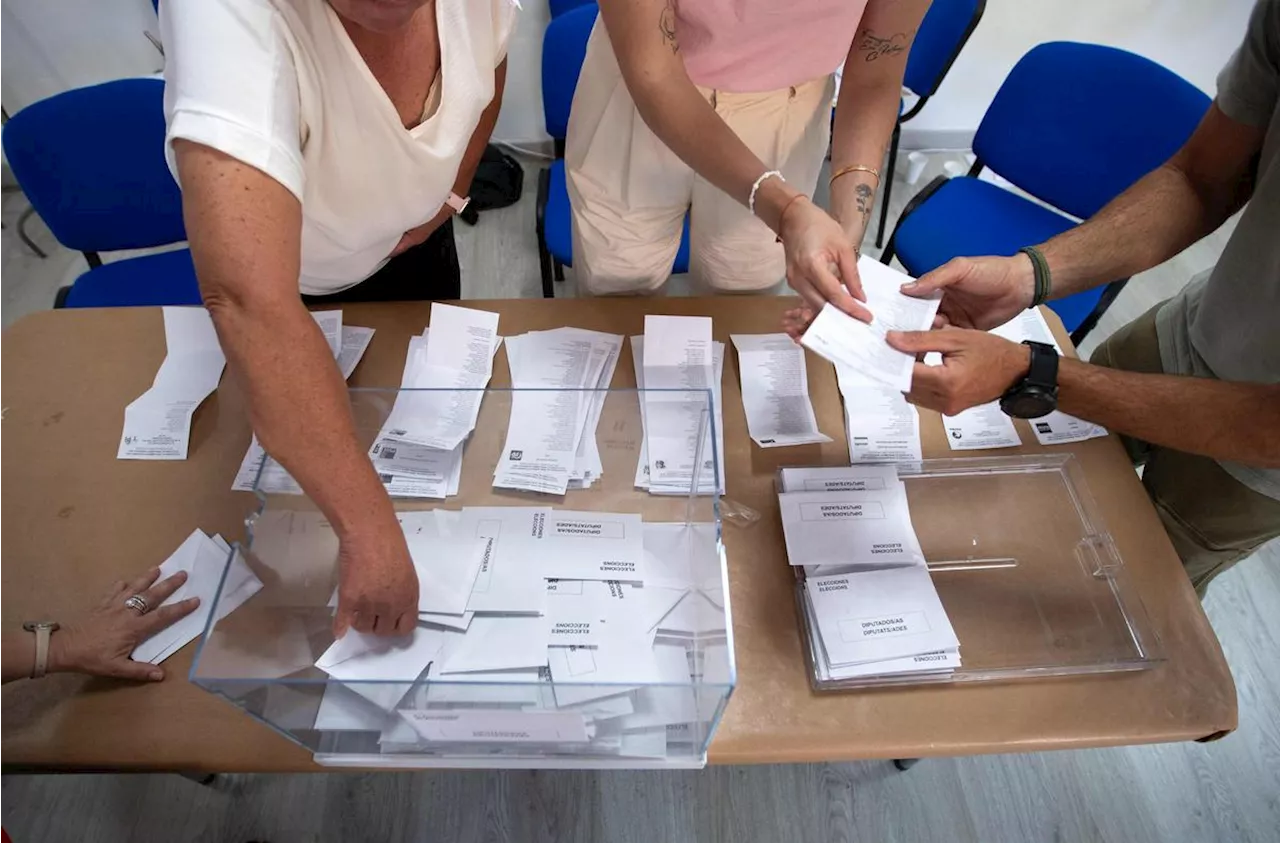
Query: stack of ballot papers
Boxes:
[
  {"xmin": 119, "ymin": 307, "xmax": 227, "ymax": 460},
  {"xmin": 730, "ymin": 334, "xmax": 830, "ymax": 448},
  {"xmin": 494, "ymin": 327, "xmax": 623, "ymax": 495},
  {"xmin": 634, "ymin": 316, "xmax": 726, "ymax": 495},
  {"xmin": 232, "ymin": 310, "xmax": 375, "ymax": 493},
  {"xmin": 778, "ymin": 465, "xmax": 961, "ymax": 682},
  {"xmin": 934, "ymin": 308, "xmax": 1109, "ymax": 450},
  {"xmin": 284, "ymin": 507, "xmax": 730, "ymax": 758},
  {"xmin": 366, "ymin": 303, "xmax": 503, "ymax": 498},
  {"xmin": 131, "ymin": 528, "xmax": 263, "ymax": 664},
  {"xmin": 799, "ymin": 257, "xmax": 941, "ymax": 393}
]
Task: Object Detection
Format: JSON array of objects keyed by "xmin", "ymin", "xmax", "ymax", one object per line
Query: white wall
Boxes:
[
  {"xmin": 902, "ymin": 0, "xmax": 1257, "ymax": 149},
  {"xmin": 493, "ymin": 0, "xmax": 552, "ymax": 144}
]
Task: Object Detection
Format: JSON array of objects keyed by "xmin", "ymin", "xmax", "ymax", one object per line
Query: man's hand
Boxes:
[
  {"xmin": 781, "ymin": 197, "xmax": 873, "ymax": 323},
  {"xmin": 900, "ymin": 254, "xmax": 1036, "ymax": 330},
  {"xmin": 887, "ymin": 328, "xmax": 1031, "ymax": 416},
  {"xmin": 334, "ymin": 520, "xmax": 419, "ymax": 638}
]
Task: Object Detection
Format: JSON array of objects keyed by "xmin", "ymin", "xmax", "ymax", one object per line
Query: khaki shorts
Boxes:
[
  {"xmin": 1091, "ymin": 303, "xmax": 1280, "ymax": 596},
  {"xmin": 565, "ymin": 21, "xmax": 834, "ymax": 296}
]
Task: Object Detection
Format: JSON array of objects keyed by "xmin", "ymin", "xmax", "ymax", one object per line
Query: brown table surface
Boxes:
[{"xmin": 1, "ymin": 299, "xmax": 1235, "ymax": 772}]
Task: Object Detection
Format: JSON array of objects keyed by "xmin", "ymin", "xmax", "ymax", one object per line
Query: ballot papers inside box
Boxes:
[
  {"xmin": 779, "ymin": 456, "xmax": 1163, "ymax": 691},
  {"xmin": 193, "ymin": 386, "xmax": 734, "ymax": 770}
]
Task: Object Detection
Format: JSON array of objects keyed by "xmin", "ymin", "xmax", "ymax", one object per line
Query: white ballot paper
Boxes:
[
  {"xmin": 316, "ymin": 625, "xmax": 456, "ymax": 710},
  {"xmin": 131, "ymin": 529, "xmax": 263, "ymax": 664},
  {"xmin": 439, "ymin": 614, "xmax": 550, "ymax": 674},
  {"xmin": 400, "ymin": 709, "xmax": 590, "ymax": 744},
  {"xmin": 800, "ymin": 257, "xmax": 941, "ymax": 393},
  {"xmin": 232, "ymin": 315, "xmax": 374, "ymax": 493},
  {"xmin": 547, "ymin": 641, "xmax": 664, "ymax": 707},
  {"xmin": 380, "ymin": 303, "xmax": 500, "ymax": 451},
  {"xmin": 545, "ymin": 579, "xmax": 650, "ymax": 647},
  {"xmin": 835, "ymin": 362, "xmax": 923, "ymax": 463},
  {"xmin": 942, "ymin": 401, "xmax": 1022, "ymax": 450},
  {"xmin": 779, "ymin": 489, "xmax": 923, "ymax": 569},
  {"xmin": 535, "ymin": 510, "xmax": 646, "ymax": 582},
  {"xmin": 991, "ymin": 309, "xmax": 1109, "ymax": 445},
  {"xmin": 730, "ymin": 333, "xmax": 831, "ymax": 448},
  {"xmin": 779, "ymin": 464, "xmax": 901, "ymax": 494},
  {"xmin": 806, "ymin": 567, "xmax": 958, "ymax": 666},
  {"xmin": 635, "ymin": 331, "xmax": 726, "ymax": 494},
  {"xmin": 463, "ymin": 506, "xmax": 549, "ymax": 615},
  {"xmin": 119, "ymin": 307, "xmax": 227, "ymax": 460},
  {"xmin": 402, "ymin": 511, "xmax": 487, "ymax": 616},
  {"xmin": 312, "ymin": 309, "xmax": 342, "ymax": 357},
  {"xmin": 493, "ymin": 328, "xmax": 616, "ymax": 495}
]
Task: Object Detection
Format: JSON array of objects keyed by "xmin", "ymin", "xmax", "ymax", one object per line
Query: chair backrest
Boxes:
[
  {"xmin": 903, "ymin": 0, "xmax": 985, "ymax": 103},
  {"xmin": 2, "ymin": 78, "xmax": 186, "ymax": 252},
  {"xmin": 542, "ymin": 3, "xmax": 599, "ymax": 142},
  {"xmin": 974, "ymin": 42, "xmax": 1211, "ymax": 221},
  {"xmin": 549, "ymin": 0, "xmax": 593, "ymax": 18}
]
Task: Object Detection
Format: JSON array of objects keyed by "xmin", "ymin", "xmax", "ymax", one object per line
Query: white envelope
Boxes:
[
  {"xmin": 535, "ymin": 510, "xmax": 645, "ymax": 582},
  {"xmin": 438, "ymin": 615, "xmax": 550, "ymax": 674},
  {"xmin": 778, "ymin": 489, "xmax": 924, "ymax": 568},
  {"xmin": 807, "ymin": 567, "xmax": 958, "ymax": 666}
]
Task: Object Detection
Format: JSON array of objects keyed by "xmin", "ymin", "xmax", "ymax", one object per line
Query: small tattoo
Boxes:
[
  {"xmin": 857, "ymin": 29, "xmax": 908, "ymax": 62},
  {"xmin": 659, "ymin": 0, "xmax": 679, "ymax": 54},
  {"xmin": 854, "ymin": 182, "xmax": 874, "ymax": 224}
]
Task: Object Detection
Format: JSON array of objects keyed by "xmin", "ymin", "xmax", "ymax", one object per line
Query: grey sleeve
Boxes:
[{"xmin": 1216, "ymin": 0, "xmax": 1279, "ymax": 127}]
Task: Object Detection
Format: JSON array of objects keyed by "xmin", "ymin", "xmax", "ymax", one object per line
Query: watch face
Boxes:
[{"xmin": 1001, "ymin": 388, "xmax": 1057, "ymax": 419}]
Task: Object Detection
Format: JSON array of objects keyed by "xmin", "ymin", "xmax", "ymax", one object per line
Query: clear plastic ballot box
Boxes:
[
  {"xmin": 787, "ymin": 455, "xmax": 1164, "ymax": 691},
  {"xmin": 191, "ymin": 388, "xmax": 735, "ymax": 769}
]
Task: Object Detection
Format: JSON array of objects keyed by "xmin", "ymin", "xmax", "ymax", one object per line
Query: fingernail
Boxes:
[
  {"xmin": 188, "ymin": 597, "xmax": 201, "ymax": 606},
  {"xmin": 901, "ymin": 282, "xmax": 918, "ymax": 290},
  {"xmin": 149, "ymin": 670, "xmax": 164, "ymax": 681}
]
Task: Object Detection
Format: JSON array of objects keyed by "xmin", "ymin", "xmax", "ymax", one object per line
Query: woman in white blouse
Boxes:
[{"xmin": 163, "ymin": 0, "xmax": 514, "ymax": 637}]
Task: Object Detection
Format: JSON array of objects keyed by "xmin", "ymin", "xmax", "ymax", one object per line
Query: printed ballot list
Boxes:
[
  {"xmin": 730, "ymin": 333, "xmax": 830, "ymax": 448},
  {"xmin": 303, "ymin": 514, "xmax": 730, "ymax": 760},
  {"xmin": 778, "ymin": 465, "xmax": 961, "ymax": 680}
]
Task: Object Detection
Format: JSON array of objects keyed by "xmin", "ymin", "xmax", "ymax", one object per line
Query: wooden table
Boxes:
[{"xmin": 1, "ymin": 300, "xmax": 1236, "ymax": 772}]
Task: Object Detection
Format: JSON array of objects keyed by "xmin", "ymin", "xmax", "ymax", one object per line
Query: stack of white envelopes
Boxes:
[
  {"xmin": 778, "ymin": 465, "xmax": 961, "ymax": 683},
  {"xmin": 494, "ymin": 327, "xmax": 623, "ymax": 495},
  {"xmin": 633, "ymin": 316, "xmax": 726, "ymax": 496},
  {"xmin": 272, "ymin": 507, "xmax": 731, "ymax": 759}
]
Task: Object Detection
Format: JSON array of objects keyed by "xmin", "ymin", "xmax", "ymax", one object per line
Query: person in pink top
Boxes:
[{"xmin": 566, "ymin": 0, "xmax": 930, "ymax": 315}]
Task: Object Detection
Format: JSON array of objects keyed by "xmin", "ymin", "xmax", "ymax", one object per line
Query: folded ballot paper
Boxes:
[
  {"xmin": 779, "ymin": 465, "xmax": 961, "ymax": 682},
  {"xmin": 633, "ymin": 317, "xmax": 726, "ymax": 495},
  {"xmin": 130, "ymin": 528, "xmax": 263, "ymax": 664},
  {"xmin": 296, "ymin": 507, "xmax": 728, "ymax": 759},
  {"xmin": 232, "ymin": 310, "xmax": 375, "ymax": 493},
  {"xmin": 494, "ymin": 327, "xmax": 623, "ymax": 495},
  {"xmin": 119, "ymin": 307, "xmax": 227, "ymax": 460}
]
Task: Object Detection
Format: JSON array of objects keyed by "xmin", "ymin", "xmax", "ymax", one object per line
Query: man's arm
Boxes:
[
  {"xmin": 176, "ymin": 141, "xmax": 418, "ymax": 637},
  {"xmin": 596, "ymin": 0, "xmax": 869, "ymax": 319},
  {"xmin": 1037, "ymin": 103, "xmax": 1263, "ymax": 298},
  {"xmin": 901, "ymin": 103, "xmax": 1266, "ymax": 328},
  {"xmin": 828, "ymin": 0, "xmax": 931, "ymax": 248},
  {"xmin": 888, "ymin": 328, "xmax": 1280, "ymax": 467}
]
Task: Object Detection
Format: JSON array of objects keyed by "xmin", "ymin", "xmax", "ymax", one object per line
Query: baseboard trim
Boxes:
[{"xmin": 899, "ymin": 127, "xmax": 976, "ymax": 152}]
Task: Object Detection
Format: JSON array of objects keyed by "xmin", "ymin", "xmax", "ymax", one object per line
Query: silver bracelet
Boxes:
[{"xmin": 748, "ymin": 170, "xmax": 784, "ymax": 217}]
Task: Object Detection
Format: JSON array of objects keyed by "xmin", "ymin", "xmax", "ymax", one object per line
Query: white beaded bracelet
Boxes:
[{"xmin": 748, "ymin": 170, "xmax": 784, "ymax": 217}]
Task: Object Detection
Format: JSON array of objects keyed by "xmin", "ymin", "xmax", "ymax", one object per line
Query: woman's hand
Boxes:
[
  {"xmin": 333, "ymin": 519, "xmax": 419, "ymax": 638},
  {"xmin": 48, "ymin": 568, "xmax": 201, "ymax": 681},
  {"xmin": 779, "ymin": 197, "xmax": 872, "ymax": 323}
]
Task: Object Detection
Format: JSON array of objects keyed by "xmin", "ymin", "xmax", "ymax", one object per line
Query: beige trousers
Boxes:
[
  {"xmin": 1090, "ymin": 303, "xmax": 1280, "ymax": 597},
  {"xmin": 565, "ymin": 21, "xmax": 834, "ymax": 295}
]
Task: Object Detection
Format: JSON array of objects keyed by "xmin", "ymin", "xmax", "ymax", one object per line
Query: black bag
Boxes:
[{"xmin": 458, "ymin": 144, "xmax": 524, "ymax": 225}]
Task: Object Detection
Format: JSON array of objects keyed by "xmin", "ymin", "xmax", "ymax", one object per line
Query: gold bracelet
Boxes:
[{"xmin": 829, "ymin": 164, "xmax": 881, "ymax": 186}]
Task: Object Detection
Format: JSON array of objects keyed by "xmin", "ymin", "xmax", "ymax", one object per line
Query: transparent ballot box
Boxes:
[
  {"xmin": 192, "ymin": 388, "xmax": 735, "ymax": 769},
  {"xmin": 786, "ymin": 455, "xmax": 1163, "ymax": 691}
]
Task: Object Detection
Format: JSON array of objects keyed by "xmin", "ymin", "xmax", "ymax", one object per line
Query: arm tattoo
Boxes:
[
  {"xmin": 855, "ymin": 182, "xmax": 874, "ymax": 227},
  {"xmin": 856, "ymin": 28, "xmax": 908, "ymax": 62},
  {"xmin": 659, "ymin": 0, "xmax": 679, "ymax": 54}
]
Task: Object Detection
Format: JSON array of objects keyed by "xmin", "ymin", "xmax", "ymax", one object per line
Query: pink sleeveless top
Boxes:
[{"xmin": 677, "ymin": 0, "xmax": 870, "ymax": 93}]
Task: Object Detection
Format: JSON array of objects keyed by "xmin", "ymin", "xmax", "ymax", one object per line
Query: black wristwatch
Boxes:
[{"xmin": 999, "ymin": 341, "xmax": 1059, "ymax": 419}]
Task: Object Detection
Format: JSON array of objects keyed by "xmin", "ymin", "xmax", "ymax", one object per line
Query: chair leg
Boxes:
[
  {"xmin": 83, "ymin": 251, "xmax": 103, "ymax": 269},
  {"xmin": 1069, "ymin": 277, "xmax": 1130, "ymax": 346},
  {"xmin": 553, "ymin": 261, "xmax": 565, "ymax": 282},
  {"xmin": 538, "ymin": 243, "xmax": 555, "ymax": 299},
  {"xmin": 17, "ymin": 206, "xmax": 48, "ymax": 259},
  {"xmin": 875, "ymin": 122, "xmax": 901, "ymax": 248}
]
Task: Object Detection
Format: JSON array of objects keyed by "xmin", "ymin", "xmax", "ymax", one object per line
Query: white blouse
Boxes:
[{"xmin": 161, "ymin": 0, "xmax": 516, "ymax": 294}]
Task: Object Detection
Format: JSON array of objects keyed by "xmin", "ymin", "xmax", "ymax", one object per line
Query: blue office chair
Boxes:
[
  {"xmin": 536, "ymin": 2, "xmax": 690, "ymax": 298},
  {"xmin": 882, "ymin": 42, "xmax": 1210, "ymax": 344},
  {"xmin": 2, "ymin": 78, "xmax": 201, "ymax": 308},
  {"xmin": 549, "ymin": 0, "xmax": 593, "ymax": 17},
  {"xmin": 874, "ymin": 0, "xmax": 985, "ymax": 246}
]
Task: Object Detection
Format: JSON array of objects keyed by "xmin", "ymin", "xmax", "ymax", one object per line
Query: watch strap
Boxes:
[
  {"xmin": 1023, "ymin": 340, "xmax": 1059, "ymax": 389},
  {"xmin": 445, "ymin": 192, "xmax": 470, "ymax": 214}
]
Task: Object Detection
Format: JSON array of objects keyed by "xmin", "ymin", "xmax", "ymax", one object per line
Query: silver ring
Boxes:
[{"xmin": 124, "ymin": 594, "xmax": 150, "ymax": 615}]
